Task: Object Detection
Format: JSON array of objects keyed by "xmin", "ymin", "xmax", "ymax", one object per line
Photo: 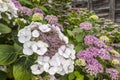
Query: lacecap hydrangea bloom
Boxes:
[
  {"xmin": 0, "ymin": 0, "xmax": 18, "ymax": 19},
  {"xmin": 18, "ymin": 22, "xmax": 76, "ymax": 75}
]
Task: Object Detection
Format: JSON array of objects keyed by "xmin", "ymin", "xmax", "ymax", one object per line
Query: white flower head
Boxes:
[
  {"xmin": 23, "ymin": 41, "xmax": 35, "ymax": 55},
  {"xmin": 37, "ymin": 56, "xmax": 50, "ymax": 65},
  {"xmin": 29, "ymin": 22, "xmax": 42, "ymax": 29},
  {"xmin": 18, "ymin": 28, "xmax": 31, "ymax": 43},
  {"xmin": 32, "ymin": 41, "xmax": 48, "ymax": 55},
  {"xmin": 0, "ymin": 2, "xmax": 8, "ymax": 12},
  {"xmin": 62, "ymin": 59, "xmax": 74, "ymax": 74},
  {"xmin": 31, "ymin": 64, "xmax": 44, "ymax": 75},
  {"xmin": 58, "ymin": 44, "xmax": 76, "ymax": 59},
  {"xmin": 0, "ymin": 0, "xmax": 18, "ymax": 19},
  {"xmin": 47, "ymin": 66, "xmax": 58, "ymax": 75},
  {"xmin": 39, "ymin": 24, "xmax": 51, "ymax": 32}
]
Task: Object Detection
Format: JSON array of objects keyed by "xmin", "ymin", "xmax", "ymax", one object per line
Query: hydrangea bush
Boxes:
[{"xmin": 0, "ymin": 0, "xmax": 120, "ymax": 80}]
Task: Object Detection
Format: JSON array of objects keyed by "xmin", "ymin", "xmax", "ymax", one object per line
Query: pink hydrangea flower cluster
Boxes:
[
  {"xmin": 77, "ymin": 35, "xmax": 119, "ymax": 78},
  {"xmin": 79, "ymin": 22, "xmax": 92, "ymax": 30}
]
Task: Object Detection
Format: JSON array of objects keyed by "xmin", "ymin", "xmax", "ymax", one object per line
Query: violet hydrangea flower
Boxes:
[
  {"xmin": 45, "ymin": 15, "xmax": 58, "ymax": 24},
  {"xmin": 84, "ymin": 35, "xmax": 106, "ymax": 48},
  {"xmin": 79, "ymin": 22, "xmax": 92, "ymax": 30},
  {"xmin": 84, "ymin": 35, "xmax": 97, "ymax": 45},
  {"xmin": 33, "ymin": 8, "xmax": 44, "ymax": 14},
  {"xmin": 106, "ymin": 68, "xmax": 119, "ymax": 80},
  {"xmin": 85, "ymin": 61, "xmax": 103, "ymax": 76},
  {"xmin": 19, "ymin": 6, "xmax": 32, "ymax": 16},
  {"xmin": 12, "ymin": 0, "xmax": 32, "ymax": 16},
  {"xmin": 97, "ymin": 48, "xmax": 111, "ymax": 60}
]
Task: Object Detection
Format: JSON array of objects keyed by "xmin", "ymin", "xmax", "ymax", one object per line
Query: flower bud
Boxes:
[
  {"xmin": 112, "ymin": 59, "xmax": 119, "ymax": 65},
  {"xmin": 90, "ymin": 15, "xmax": 99, "ymax": 20},
  {"xmin": 109, "ymin": 50, "xmax": 119, "ymax": 54},
  {"xmin": 32, "ymin": 13, "xmax": 43, "ymax": 21},
  {"xmin": 32, "ymin": 0, "xmax": 40, "ymax": 3},
  {"xmin": 100, "ymin": 36, "xmax": 110, "ymax": 42},
  {"xmin": 75, "ymin": 59, "xmax": 86, "ymax": 66}
]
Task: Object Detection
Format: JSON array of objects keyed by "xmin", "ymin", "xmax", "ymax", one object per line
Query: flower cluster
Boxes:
[
  {"xmin": 77, "ymin": 35, "xmax": 119, "ymax": 78},
  {"xmin": 106, "ymin": 68, "xmax": 119, "ymax": 80},
  {"xmin": 84, "ymin": 35, "xmax": 106, "ymax": 48},
  {"xmin": 45, "ymin": 15, "xmax": 64, "ymax": 31},
  {"xmin": 18, "ymin": 22, "xmax": 75, "ymax": 75},
  {"xmin": 12, "ymin": 0, "xmax": 32, "ymax": 16},
  {"xmin": 79, "ymin": 22, "xmax": 92, "ymax": 30},
  {"xmin": 0, "ymin": 0, "xmax": 18, "ymax": 19}
]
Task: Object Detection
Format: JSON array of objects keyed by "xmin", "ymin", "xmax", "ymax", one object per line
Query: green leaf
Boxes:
[
  {"xmin": 0, "ymin": 70, "xmax": 7, "ymax": 80},
  {"xmin": 68, "ymin": 73, "xmax": 75, "ymax": 80},
  {"xmin": 74, "ymin": 71, "xmax": 84, "ymax": 80},
  {"xmin": 60, "ymin": 74, "xmax": 68, "ymax": 80},
  {"xmin": 39, "ymin": 6, "xmax": 48, "ymax": 12},
  {"xmin": 74, "ymin": 71, "xmax": 80, "ymax": 77},
  {"xmin": 75, "ymin": 44, "xmax": 84, "ymax": 52},
  {"xmin": 0, "ymin": 23, "xmax": 11, "ymax": 34},
  {"xmin": 75, "ymin": 34, "xmax": 84, "ymax": 42},
  {"xmin": 0, "ymin": 45, "xmax": 17, "ymax": 65},
  {"xmin": 13, "ymin": 43, "xmax": 22, "ymax": 53},
  {"xmin": 67, "ymin": 30, "xmax": 74, "ymax": 37},
  {"xmin": 76, "ymin": 74, "xmax": 84, "ymax": 80},
  {"xmin": 13, "ymin": 57, "xmax": 33, "ymax": 80}
]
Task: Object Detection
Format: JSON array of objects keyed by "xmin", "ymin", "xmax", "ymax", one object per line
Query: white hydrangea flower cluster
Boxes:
[
  {"xmin": 31, "ymin": 44, "xmax": 75, "ymax": 75},
  {"xmin": 17, "ymin": 22, "xmax": 76, "ymax": 75},
  {"xmin": 0, "ymin": 0, "xmax": 18, "ymax": 19}
]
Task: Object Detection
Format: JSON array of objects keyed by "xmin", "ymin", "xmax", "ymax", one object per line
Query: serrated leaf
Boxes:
[
  {"xmin": 0, "ymin": 45, "xmax": 17, "ymax": 65},
  {"xmin": 39, "ymin": 6, "xmax": 48, "ymax": 12},
  {"xmin": 67, "ymin": 30, "xmax": 74, "ymax": 37},
  {"xmin": 0, "ymin": 23, "xmax": 11, "ymax": 34},
  {"xmin": 75, "ymin": 34, "xmax": 84, "ymax": 42},
  {"xmin": 19, "ymin": 0, "xmax": 32, "ymax": 6},
  {"xmin": 75, "ymin": 44, "xmax": 84, "ymax": 52},
  {"xmin": 14, "ymin": 43, "xmax": 22, "ymax": 53},
  {"xmin": 13, "ymin": 57, "xmax": 33, "ymax": 80}
]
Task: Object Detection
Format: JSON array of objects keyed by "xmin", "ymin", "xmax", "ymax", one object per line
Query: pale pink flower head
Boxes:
[{"xmin": 79, "ymin": 22, "xmax": 92, "ymax": 30}]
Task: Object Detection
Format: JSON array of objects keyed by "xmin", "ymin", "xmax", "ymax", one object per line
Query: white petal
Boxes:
[
  {"xmin": 23, "ymin": 41, "xmax": 35, "ymax": 48},
  {"xmin": 31, "ymin": 64, "xmax": 44, "ymax": 75},
  {"xmin": 48, "ymin": 67, "xmax": 58, "ymax": 75},
  {"xmin": 37, "ymin": 56, "xmax": 43, "ymax": 65},
  {"xmin": 32, "ymin": 43, "xmax": 38, "ymax": 52},
  {"xmin": 43, "ymin": 63, "xmax": 50, "ymax": 72},
  {"xmin": 36, "ymin": 48, "xmax": 47, "ymax": 55},
  {"xmin": 39, "ymin": 24, "xmax": 51, "ymax": 32},
  {"xmin": 23, "ymin": 48, "xmax": 33, "ymax": 55},
  {"xmin": 32, "ymin": 30, "xmax": 40, "ymax": 37},
  {"xmin": 43, "ymin": 56, "xmax": 50, "ymax": 62}
]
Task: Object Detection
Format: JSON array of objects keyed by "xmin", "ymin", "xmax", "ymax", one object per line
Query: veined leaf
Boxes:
[
  {"xmin": 0, "ymin": 45, "xmax": 17, "ymax": 65},
  {"xmin": 0, "ymin": 23, "xmax": 11, "ymax": 34},
  {"xmin": 13, "ymin": 57, "xmax": 33, "ymax": 80}
]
